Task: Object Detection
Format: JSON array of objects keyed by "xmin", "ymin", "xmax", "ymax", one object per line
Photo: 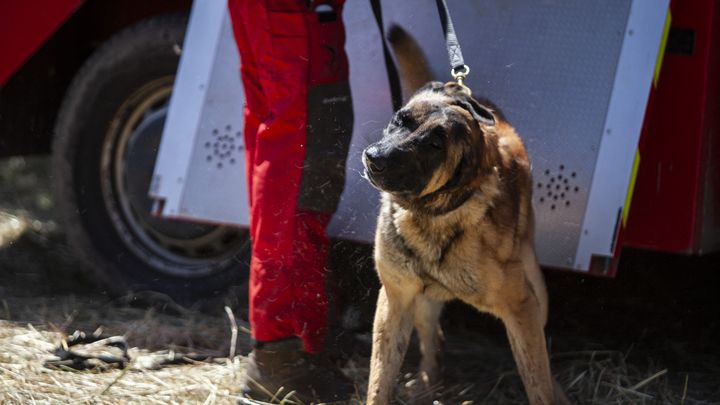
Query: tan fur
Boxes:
[{"xmin": 367, "ymin": 28, "xmax": 569, "ymax": 405}]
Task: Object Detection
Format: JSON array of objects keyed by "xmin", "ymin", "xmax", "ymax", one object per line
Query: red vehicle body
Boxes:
[
  {"xmin": 622, "ymin": 0, "xmax": 720, "ymax": 257},
  {"xmin": 0, "ymin": 0, "xmax": 190, "ymax": 156},
  {"xmin": 0, "ymin": 0, "xmax": 717, "ymax": 296}
]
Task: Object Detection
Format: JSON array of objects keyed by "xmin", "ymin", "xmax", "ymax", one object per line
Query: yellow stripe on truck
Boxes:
[
  {"xmin": 622, "ymin": 149, "xmax": 641, "ymax": 227},
  {"xmin": 654, "ymin": 9, "xmax": 672, "ymax": 88}
]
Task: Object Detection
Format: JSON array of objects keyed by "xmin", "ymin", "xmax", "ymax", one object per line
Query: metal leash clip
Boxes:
[
  {"xmin": 436, "ymin": 0, "xmax": 471, "ymax": 91},
  {"xmin": 451, "ymin": 64, "xmax": 470, "ymax": 86}
]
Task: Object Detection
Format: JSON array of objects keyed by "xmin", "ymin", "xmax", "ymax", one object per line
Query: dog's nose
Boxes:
[{"xmin": 364, "ymin": 145, "xmax": 387, "ymax": 173}]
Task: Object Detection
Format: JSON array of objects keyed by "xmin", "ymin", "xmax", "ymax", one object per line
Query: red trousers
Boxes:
[{"xmin": 228, "ymin": 0, "xmax": 352, "ymax": 353}]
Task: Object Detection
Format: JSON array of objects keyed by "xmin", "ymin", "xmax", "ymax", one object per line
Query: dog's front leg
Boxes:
[
  {"xmin": 498, "ymin": 288, "xmax": 556, "ymax": 405},
  {"xmin": 412, "ymin": 295, "xmax": 444, "ymax": 404},
  {"xmin": 367, "ymin": 282, "xmax": 420, "ymax": 405}
]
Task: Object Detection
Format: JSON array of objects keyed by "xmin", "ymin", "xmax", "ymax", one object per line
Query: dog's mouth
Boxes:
[
  {"xmin": 362, "ymin": 167, "xmax": 415, "ymax": 196},
  {"xmin": 362, "ymin": 152, "xmax": 465, "ymax": 201},
  {"xmin": 361, "ymin": 167, "xmax": 380, "ymax": 189},
  {"xmin": 361, "ymin": 151, "xmax": 417, "ymax": 195},
  {"xmin": 360, "ymin": 152, "xmax": 379, "ymax": 188}
]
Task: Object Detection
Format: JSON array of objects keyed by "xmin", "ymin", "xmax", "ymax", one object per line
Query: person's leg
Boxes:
[
  {"xmin": 228, "ymin": 0, "xmax": 354, "ymax": 401},
  {"xmin": 292, "ymin": 0, "xmax": 354, "ymax": 353},
  {"xmin": 288, "ymin": 210, "xmax": 333, "ymax": 352},
  {"xmin": 229, "ymin": 0, "xmax": 353, "ymax": 353},
  {"xmin": 229, "ymin": 0, "xmax": 310, "ymax": 347}
]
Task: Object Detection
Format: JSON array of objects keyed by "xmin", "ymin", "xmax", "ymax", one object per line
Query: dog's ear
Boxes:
[
  {"xmin": 453, "ymin": 96, "xmax": 495, "ymax": 126},
  {"xmin": 440, "ymin": 82, "xmax": 495, "ymax": 126}
]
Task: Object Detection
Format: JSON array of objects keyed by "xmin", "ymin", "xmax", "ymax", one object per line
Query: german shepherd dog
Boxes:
[{"xmin": 361, "ymin": 28, "xmax": 568, "ymax": 405}]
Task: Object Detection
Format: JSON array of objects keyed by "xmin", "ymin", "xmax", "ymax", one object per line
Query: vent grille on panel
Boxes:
[
  {"xmin": 535, "ymin": 164, "xmax": 580, "ymax": 211},
  {"xmin": 204, "ymin": 124, "xmax": 244, "ymax": 169}
]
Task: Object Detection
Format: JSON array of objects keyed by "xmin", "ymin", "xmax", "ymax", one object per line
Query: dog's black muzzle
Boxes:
[
  {"xmin": 363, "ymin": 144, "xmax": 387, "ymax": 174},
  {"xmin": 363, "ymin": 142, "xmax": 424, "ymax": 194}
]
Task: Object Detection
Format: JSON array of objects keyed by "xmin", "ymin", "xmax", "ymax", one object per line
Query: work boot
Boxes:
[{"xmin": 238, "ymin": 337, "xmax": 355, "ymax": 404}]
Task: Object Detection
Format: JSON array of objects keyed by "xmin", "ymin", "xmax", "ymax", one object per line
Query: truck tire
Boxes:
[{"xmin": 52, "ymin": 14, "xmax": 250, "ymax": 300}]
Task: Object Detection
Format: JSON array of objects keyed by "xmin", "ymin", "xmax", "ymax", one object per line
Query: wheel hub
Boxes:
[{"xmin": 102, "ymin": 78, "xmax": 248, "ymax": 278}]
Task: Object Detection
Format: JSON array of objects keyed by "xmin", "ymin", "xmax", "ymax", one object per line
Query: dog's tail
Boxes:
[{"xmin": 387, "ymin": 25, "xmax": 434, "ymax": 101}]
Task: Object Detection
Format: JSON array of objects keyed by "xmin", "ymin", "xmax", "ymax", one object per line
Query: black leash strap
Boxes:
[
  {"xmin": 435, "ymin": 0, "xmax": 470, "ymax": 85},
  {"xmin": 369, "ymin": 0, "xmax": 403, "ymax": 112}
]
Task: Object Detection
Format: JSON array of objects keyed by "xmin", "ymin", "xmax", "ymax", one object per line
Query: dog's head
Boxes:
[{"xmin": 363, "ymin": 81, "xmax": 498, "ymax": 213}]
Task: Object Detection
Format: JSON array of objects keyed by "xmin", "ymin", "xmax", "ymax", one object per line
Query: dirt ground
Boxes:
[{"xmin": 1, "ymin": 156, "xmax": 719, "ymax": 404}]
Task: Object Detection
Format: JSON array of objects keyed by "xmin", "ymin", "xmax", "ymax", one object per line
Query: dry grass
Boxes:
[
  {"xmin": 1, "ymin": 316, "xmax": 714, "ymax": 405},
  {"xmin": 0, "ymin": 321, "xmax": 246, "ymax": 404}
]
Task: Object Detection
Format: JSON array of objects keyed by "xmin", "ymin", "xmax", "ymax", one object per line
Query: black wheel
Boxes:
[{"xmin": 52, "ymin": 14, "xmax": 250, "ymax": 300}]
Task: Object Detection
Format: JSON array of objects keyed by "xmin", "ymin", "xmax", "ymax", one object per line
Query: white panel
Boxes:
[
  {"xmin": 151, "ymin": 0, "xmax": 669, "ymax": 271},
  {"xmin": 178, "ymin": 11, "xmax": 248, "ymax": 224},
  {"xmin": 574, "ymin": 0, "xmax": 669, "ymax": 270},
  {"xmin": 150, "ymin": 0, "xmax": 247, "ymax": 223}
]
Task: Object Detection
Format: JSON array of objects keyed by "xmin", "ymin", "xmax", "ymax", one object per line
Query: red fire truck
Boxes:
[{"xmin": 1, "ymin": 0, "xmax": 718, "ymax": 300}]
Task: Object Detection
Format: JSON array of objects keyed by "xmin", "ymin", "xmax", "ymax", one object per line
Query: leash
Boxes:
[
  {"xmin": 434, "ymin": 0, "xmax": 470, "ymax": 87},
  {"xmin": 370, "ymin": 0, "xmax": 469, "ymax": 107},
  {"xmin": 369, "ymin": 0, "xmax": 404, "ymax": 112}
]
